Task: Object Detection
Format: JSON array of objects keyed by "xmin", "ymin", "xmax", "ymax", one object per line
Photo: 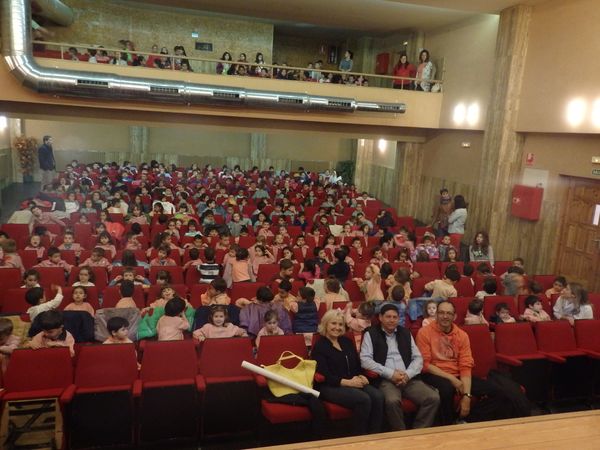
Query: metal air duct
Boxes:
[{"xmin": 2, "ymin": 0, "xmax": 406, "ymax": 114}]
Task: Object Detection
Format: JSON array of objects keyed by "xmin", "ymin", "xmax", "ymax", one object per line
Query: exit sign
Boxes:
[{"xmin": 593, "ymin": 169, "xmax": 600, "ymax": 176}]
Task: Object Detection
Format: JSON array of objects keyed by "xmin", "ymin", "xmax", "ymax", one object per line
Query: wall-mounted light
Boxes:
[
  {"xmin": 566, "ymin": 98, "xmax": 587, "ymax": 127},
  {"xmin": 378, "ymin": 139, "xmax": 386, "ymax": 153},
  {"xmin": 453, "ymin": 103, "xmax": 466, "ymax": 125},
  {"xmin": 0, "ymin": 116, "xmax": 6, "ymax": 131},
  {"xmin": 466, "ymin": 103, "xmax": 480, "ymax": 126},
  {"xmin": 591, "ymin": 99, "xmax": 600, "ymax": 128}
]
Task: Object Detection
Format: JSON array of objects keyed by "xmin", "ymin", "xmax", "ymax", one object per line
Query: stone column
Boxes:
[
  {"xmin": 129, "ymin": 125, "xmax": 148, "ymax": 165},
  {"xmin": 396, "ymin": 142, "xmax": 424, "ymax": 217},
  {"xmin": 469, "ymin": 5, "xmax": 532, "ymax": 255}
]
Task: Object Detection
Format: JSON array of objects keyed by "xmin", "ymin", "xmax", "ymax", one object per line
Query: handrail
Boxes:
[{"xmin": 33, "ymin": 40, "xmax": 445, "ymax": 86}]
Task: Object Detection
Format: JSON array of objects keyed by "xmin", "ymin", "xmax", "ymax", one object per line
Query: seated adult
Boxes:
[
  {"xmin": 312, "ymin": 309, "xmax": 384, "ymax": 435},
  {"xmin": 415, "ymin": 300, "xmax": 512, "ymax": 425},
  {"xmin": 360, "ymin": 304, "xmax": 439, "ymax": 431}
]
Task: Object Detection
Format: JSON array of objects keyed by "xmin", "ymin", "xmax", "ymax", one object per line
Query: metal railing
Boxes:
[{"xmin": 33, "ymin": 40, "xmax": 444, "ymax": 91}]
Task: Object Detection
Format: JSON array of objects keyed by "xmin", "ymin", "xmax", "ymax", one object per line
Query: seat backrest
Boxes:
[
  {"xmin": 198, "ymin": 338, "xmax": 254, "ymax": 378},
  {"xmin": 256, "ymin": 335, "xmax": 308, "ymax": 367},
  {"xmin": 574, "ymin": 319, "xmax": 600, "ymax": 352},
  {"xmin": 535, "ymin": 320, "xmax": 577, "ymax": 352},
  {"xmin": 257, "ymin": 264, "xmax": 279, "ymax": 283},
  {"xmin": 140, "ymin": 340, "xmax": 198, "ymax": 382},
  {"xmin": 75, "ymin": 344, "xmax": 138, "ymax": 388},
  {"xmin": 455, "ymin": 277, "xmax": 475, "ymax": 297},
  {"xmin": 4, "ymin": 348, "xmax": 73, "ymax": 392},
  {"xmin": 483, "ymin": 295, "xmax": 518, "ymax": 321},
  {"xmin": 189, "ymin": 284, "xmax": 210, "ymax": 308},
  {"xmin": 36, "ymin": 267, "xmax": 67, "ymax": 288},
  {"xmin": 2, "ymin": 288, "xmax": 30, "ymax": 314},
  {"xmin": 69, "ymin": 266, "xmax": 109, "ymax": 291},
  {"xmin": 440, "ymin": 261, "xmax": 464, "ymax": 275},
  {"xmin": 147, "ymin": 284, "xmax": 188, "ymax": 303},
  {"xmin": 448, "ymin": 297, "xmax": 471, "ymax": 325},
  {"xmin": 517, "ymin": 294, "xmax": 552, "ymax": 316},
  {"xmin": 462, "ymin": 324, "xmax": 497, "ymax": 378},
  {"xmin": 410, "ymin": 277, "xmax": 432, "ymax": 298},
  {"xmin": 0, "ymin": 268, "xmax": 26, "ymax": 290},
  {"xmin": 495, "ymin": 323, "xmax": 538, "ymax": 355},
  {"xmin": 493, "ymin": 261, "xmax": 513, "ymax": 276},
  {"xmin": 230, "ymin": 282, "xmax": 265, "ymax": 301},
  {"xmin": 414, "ymin": 262, "xmax": 440, "ymax": 279},
  {"xmin": 532, "ymin": 275, "xmax": 556, "ymax": 292},
  {"xmin": 102, "ymin": 285, "xmax": 146, "ymax": 309}
]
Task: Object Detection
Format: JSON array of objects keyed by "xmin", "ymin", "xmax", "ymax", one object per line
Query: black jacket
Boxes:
[
  {"xmin": 38, "ymin": 143, "xmax": 55, "ymax": 170},
  {"xmin": 312, "ymin": 335, "xmax": 361, "ymax": 387}
]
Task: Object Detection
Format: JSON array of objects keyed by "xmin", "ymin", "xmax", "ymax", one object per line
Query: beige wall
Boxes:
[
  {"xmin": 424, "ymin": 15, "xmax": 498, "ymax": 130},
  {"xmin": 147, "ymin": 127, "xmax": 250, "ymax": 157},
  {"xmin": 272, "ymin": 33, "xmax": 344, "ymax": 72},
  {"xmin": 518, "ymin": 0, "xmax": 600, "ymax": 133},
  {"xmin": 49, "ymin": 0, "xmax": 274, "ymax": 71}
]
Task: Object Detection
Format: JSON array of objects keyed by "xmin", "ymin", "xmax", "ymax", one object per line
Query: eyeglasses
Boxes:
[{"xmin": 437, "ymin": 311, "xmax": 455, "ymax": 317}]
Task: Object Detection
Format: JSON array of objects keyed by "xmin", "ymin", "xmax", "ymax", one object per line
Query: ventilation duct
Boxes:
[
  {"xmin": 32, "ymin": 0, "xmax": 74, "ymax": 27},
  {"xmin": 2, "ymin": 0, "xmax": 406, "ymax": 114}
]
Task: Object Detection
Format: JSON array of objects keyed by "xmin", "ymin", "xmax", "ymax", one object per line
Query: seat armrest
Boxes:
[
  {"xmin": 364, "ymin": 370, "xmax": 379, "ymax": 379},
  {"xmin": 59, "ymin": 384, "xmax": 77, "ymax": 405},
  {"xmin": 496, "ymin": 353, "xmax": 523, "ymax": 367},
  {"xmin": 580, "ymin": 349, "xmax": 600, "ymax": 360},
  {"xmin": 195, "ymin": 374, "xmax": 206, "ymax": 392},
  {"xmin": 132, "ymin": 379, "xmax": 143, "ymax": 397},
  {"xmin": 254, "ymin": 374, "xmax": 268, "ymax": 388},
  {"xmin": 539, "ymin": 351, "xmax": 567, "ymax": 363}
]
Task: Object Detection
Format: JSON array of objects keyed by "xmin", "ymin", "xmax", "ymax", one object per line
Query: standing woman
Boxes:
[
  {"xmin": 252, "ymin": 52, "xmax": 265, "ymax": 75},
  {"xmin": 415, "ymin": 49, "xmax": 436, "ymax": 92},
  {"xmin": 448, "ymin": 195, "xmax": 468, "ymax": 235},
  {"xmin": 339, "ymin": 50, "xmax": 354, "ymax": 73},
  {"xmin": 469, "ymin": 231, "xmax": 495, "ymax": 267},
  {"xmin": 392, "ymin": 53, "xmax": 415, "ymax": 90},
  {"xmin": 216, "ymin": 52, "xmax": 233, "ymax": 75},
  {"xmin": 312, "ymin": 310, "xmax": 384, "ymax": 435}
]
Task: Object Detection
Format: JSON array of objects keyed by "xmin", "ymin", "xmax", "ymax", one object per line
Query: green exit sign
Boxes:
[{"xmin": 593, "ymin": 169, "xmax": 600, "ymax": 176}]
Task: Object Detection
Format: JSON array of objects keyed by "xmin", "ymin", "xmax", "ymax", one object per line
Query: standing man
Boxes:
[
  {"xmin": 38, "ymin": 135, "xmax": 56, "ymax": 187},
  {"xmin": 360, "ymin": 304, "xmax": 440, "ymax": 431}
]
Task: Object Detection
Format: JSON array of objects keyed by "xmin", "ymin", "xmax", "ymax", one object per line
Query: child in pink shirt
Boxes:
[
  {"xmin": 200, "ymin": 278, "xmax": 231, "ymax": 306},
  {"xmin": 353, "ymin": 264, "xmax": 384, "ymax": 301},
  {"xmin": 28, "ymin": 310, "xmax": 75, "ymax": 357},
  {"xmin": 0, "ymin": 318, "xmax": 22, "ymax": 373},
  {"xmin": 464, "ymin": 298, "xmax": 489, "ymax": 325},
  {"xmin": 193, "ymin": 305, "xmax": 247, "ymax": 341},
  {"xmin": 58, "ymin": 231, "xmax": 82, "ymax": 257},
  {"xmin": 34, "ymin": 247, "xmax": 73, "ymax": 275},
  {"xmin": 344, "ymin": 302, "xmax": 375, "ymax": 351},
  {"xmin": 80, "ymin": 247, "xmax": 112, "ymax": 272},
  {"xmin": 223, "ymin": 247, "xmax": 255, "ymax": 288},
  {"xmin": 255, "ymin": 310, "xmax": 284, "ymax": 348},
  {"xmin": 421, "ymin": 300, "xmax": 437, "ymax": 327},
  {"xmin": 149, "ymin": 245, "xmax": 177, "ymax": 267},
  {"xmin": 96, "ymin": 231, "xmax": 117, "ymax": 260},
  {"xmin": 63, "ymin": 286, "xmax": 95, "ymax": 317},
  {"xmin": 25, "ymin": 234, "xmax": 46, "ymax": 260},
  {"xmin": 1, "ymin": 239, "xmax": 25, "ymax": 275},
  {"xmin": 251, "ymin": 245, "xmax": 275, "ymax": 276},
  {"xmin": 157, "ymin": 297, "xmax": 190, "ymax": 341},
  {"xmin": 521, "ymin": 295, "xmax": 551, "ymax": 322}
]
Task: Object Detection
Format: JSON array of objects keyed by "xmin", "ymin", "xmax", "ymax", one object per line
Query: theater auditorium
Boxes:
[{"xmin": 0, "ymin": 0, "xmax": 599, "ymax": 448}]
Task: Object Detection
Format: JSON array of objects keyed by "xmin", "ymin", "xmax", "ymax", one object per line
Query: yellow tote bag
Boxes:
[{"xmin": 262, "ymin": 351, "xmax": 316, "ymax": 397}]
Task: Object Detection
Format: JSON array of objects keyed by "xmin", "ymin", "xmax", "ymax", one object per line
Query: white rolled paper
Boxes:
[{"xmin": 241, "ymin": 360, "xmax": 320, "ymax": 398}]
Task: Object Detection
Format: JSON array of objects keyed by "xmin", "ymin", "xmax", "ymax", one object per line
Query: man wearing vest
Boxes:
[{"xmin": 360, "ymin": 304, "xmax": 439, "ymax": 430}]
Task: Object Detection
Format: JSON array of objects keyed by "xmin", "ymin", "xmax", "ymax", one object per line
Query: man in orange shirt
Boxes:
[{"xmin": 416, "ymin": 301, "xmax": 511, "ymax": 425}]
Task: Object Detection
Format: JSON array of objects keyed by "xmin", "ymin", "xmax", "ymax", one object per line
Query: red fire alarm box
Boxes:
[
  {"xmin": 511, "ymin": 185, "xmax": 544, "ymax": 221},
  {"xmin": 375, "ymin": 53, "xmax": 390, "ymax": 75}
]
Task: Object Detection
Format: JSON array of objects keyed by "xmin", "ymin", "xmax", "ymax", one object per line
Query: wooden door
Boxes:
[{"xmin": 556, "ymin": 178, "xmax": 600, "ymax": 292}]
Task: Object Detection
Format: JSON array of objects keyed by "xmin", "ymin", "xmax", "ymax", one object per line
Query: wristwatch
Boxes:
[{"xmin": 463, "ymin": 393, "xmax": 473, "ymax": 398}]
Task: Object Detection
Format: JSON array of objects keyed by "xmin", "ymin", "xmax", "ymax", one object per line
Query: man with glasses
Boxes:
[
  {"xmin": 360, "ymin": 304, "xmax": 440, "ymax": 431},
  {"xmin": 416, "ymin": 301, "xmax": 511, "ymax": 424}
]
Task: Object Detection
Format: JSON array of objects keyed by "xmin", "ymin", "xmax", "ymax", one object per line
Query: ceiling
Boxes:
[{"xmin": 131, "ymin": 0, "xmax": 548, "ymax": 35}]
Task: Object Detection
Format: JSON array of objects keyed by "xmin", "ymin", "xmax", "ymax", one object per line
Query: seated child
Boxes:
[
  {"xmin": 255, "ymin": 310, "xmax": 284, "ymax": 348},
  {"xmin": 96, "ymin": 231, "xmax": 117, "ymax": 259},
  {"xmin": 21, "ymin": 269, "xmax": 41, "ymax": 288},
  {"xmin": 80, "ymin": 247, "xmax": 112, "ymax": 271},
  {"xmin": 0, "ymin": 239, "xmax": 25, "ymax": 274},
  {"xmin": 58, "ymin": 231, "xmax": 82, "ymax": 256},
  {"xmin": 0, "ymin": 318, "xmax": 22, "ymax": 372},
  {"xmin": 375, "ymin": 285, "xmax": 407, "ymax": 326},
  {"xmin": 353, "ymin": 264, "xmax": 384, "ymax": 301},
  {"xmin": 146, "ymin": 285, "xmax": 177, "ymax": 310},
  {"xmin": 157, "ymin": 297, "xmax": 190, "ymax": 341},
  {"xmin": 421, "ymin": 300, "xmax": 437, "ymax": 327},
  {"xmin": 149, "ymin": 245, "xmax": 177, "ymax": 267},
  {"xmin": 291, "ymin": 287, "xmax": 319, "ymax": 346},
  {"xmin": 489, "ymin": 302, "xmax": 516, "ymax": 324},
  {"xmin": 26, "ymin": 285, "xmax": 63, "ymax": 322},
  {"xmin": 115, "ymin": 280, "xmax": 139, "ymax": 310},
  {"xmin": 251, "ymin": 245, "xmax": 275, "ymax": 276},
  {"xmin": 411, "ymin": 233, "xmax": 439, "ymax": 261},
  {"xmin": 425, "ymin": 267, "xmax": 460, "ymax": 300},
  {"xmin": 103, "ymin": 316, "xmax": 133, "ymax": 344},
  {"xmin": 545, "ymin": 276, "xmax": 566, "ymax": 299},
  {"xmin": 123, "ymin": 232, "xmax": 143, "ymax": 251},
  {"xmin": 25, "ymin": 234, "xmax": 46, "ymax": 260},
  {"xmin": 270, "ymin": 259, "xmax": 295, "ymax": 284},
  {"xmin": 344, "ymin": 301, "xmax": 375, "ymax": 351},
  {"xmin": 464, "ymin": 298, "xmax": 489, "ymax": 325},
  {"xmin": 27, "ymin": 310, "xmax": 75, "ymax": 357},
  {"xmin": 272, "ymin": 279, "xmax": 298, "ymax": 311},
  {"xmin": 182, "ymin": 248, "xmax": 203, "ymax": 271},
  {"xmin": 109, "ymin": 267, "xmax": 150, "ymax": 287},
  {"xmin": 34, "ymin": 246, "xmax": 73, "ymax": 274},
  {"xmin": 72, "ymin": 266, "xmax": 96, "ymax": 287},
  {"xmin": 521, "ymin": 295, "xmax": 551, "ymax": 322},
  {"xmin": 475, "ymin": 278, "xmax": 498, "ymax": 300},
  {"xmin": 193, "ymin": 305, "xmax": 247, "ymax": 341},
  {"xmin": 199, "ymin": 277, "xmax": 230, "ymax": 307},
  {"xmin": 64, "ymin": 286, "xmax": 95, "ymax": 317},
  {"xmin": 197, "ymin": 247, "xmax": 221, "ymax": 284},
  {"xmin": 321, "ymin": 278, "xmax": 349, "ymax": 310}
]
